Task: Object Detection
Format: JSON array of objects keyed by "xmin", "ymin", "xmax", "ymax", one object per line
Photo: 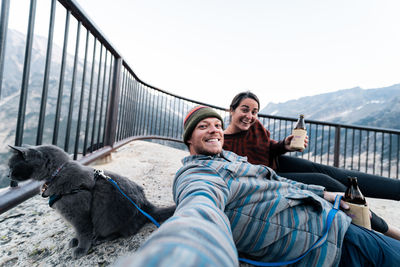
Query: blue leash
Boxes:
[
  {"xmin": 96, "ymin": 169, "xmax": 342, "ymax": 266},
  {"xmin": 94, "ymin": 170, "xmax": 161, "ymax": 227},
  {"xmin": 238, "ymin": 195, "xmax": 343, "ymax": 266}
]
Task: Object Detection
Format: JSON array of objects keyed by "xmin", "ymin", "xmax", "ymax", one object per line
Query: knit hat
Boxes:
[{"xmin": 183, "ymin": 105, "xmax": 224, "ymax": 145}]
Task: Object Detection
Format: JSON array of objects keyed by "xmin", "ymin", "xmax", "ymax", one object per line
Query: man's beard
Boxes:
[{"xmin": 196, "ymin": 146, "xmax": 222, "ymax": 156}]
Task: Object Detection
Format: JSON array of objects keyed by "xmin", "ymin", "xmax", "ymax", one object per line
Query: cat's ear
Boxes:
[{"xmin": 8, "ymin": 145, "xmax": 30, "ymax": 159}]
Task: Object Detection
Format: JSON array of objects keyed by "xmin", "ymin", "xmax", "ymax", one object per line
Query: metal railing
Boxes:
[
  {"xmin": 258, "ymin": 115, "xmax": 400, "ymax": 178},
  {"xmin": 0, "ymin": 0, "xmax": 399, "ymax": 215}
]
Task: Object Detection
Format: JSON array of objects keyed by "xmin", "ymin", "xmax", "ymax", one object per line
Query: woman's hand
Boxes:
[
  {"xmin": 284, "ymin": 135, "xmax": 309, "ymax": 152},
  {"xmin": 323, "ymin": 191, "xmax": 349, "ymax": 210}
]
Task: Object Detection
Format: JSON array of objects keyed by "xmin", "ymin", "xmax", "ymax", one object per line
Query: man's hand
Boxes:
[
  {"xmin": 323, "ymin": 191, "xmax": 349, "ymax": 210},
  {"xmin": 284, "ymin": 135, "xmax": 309, "ymax": 152}
]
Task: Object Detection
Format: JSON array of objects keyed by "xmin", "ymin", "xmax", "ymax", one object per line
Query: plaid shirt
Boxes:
[
  {"xmin": 117, "ymin": 151, "xmax": 351, "ymax": 267},
  {"xmin": 223, "ymin": 119, "xmax": 287, "ymax": 169}
]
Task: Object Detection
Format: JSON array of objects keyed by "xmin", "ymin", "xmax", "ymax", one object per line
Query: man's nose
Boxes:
[{"xmin": 208, "ymin": 125, "xmax": 219, "ymax": 132}]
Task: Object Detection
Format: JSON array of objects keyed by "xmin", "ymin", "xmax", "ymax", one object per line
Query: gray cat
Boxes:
[{"xmin": 8, "ymin": 144, "xmax": 175, "ymax": 259}]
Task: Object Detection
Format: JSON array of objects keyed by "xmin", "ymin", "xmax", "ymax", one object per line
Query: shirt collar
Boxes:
[{"xmin": 181, "ymin": 150, "xmax": 248, "ymax": 164}]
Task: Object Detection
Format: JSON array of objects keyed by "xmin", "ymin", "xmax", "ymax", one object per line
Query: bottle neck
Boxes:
[{"xmin": 344, "ymin": 177, "xmax": 366, "ymax": 204}]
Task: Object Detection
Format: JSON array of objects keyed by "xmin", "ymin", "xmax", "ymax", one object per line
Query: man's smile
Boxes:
[{"xmin": 206, "ymin": 138, "xmax": 221, "ymax": 143}]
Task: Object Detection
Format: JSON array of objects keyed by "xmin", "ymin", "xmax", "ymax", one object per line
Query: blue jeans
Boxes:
[{"xmin": 339, "ymin": 224, "xmax": 400, "ymax": 266}]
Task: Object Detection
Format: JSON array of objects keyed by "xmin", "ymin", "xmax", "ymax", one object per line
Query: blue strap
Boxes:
[
  {"xmin": 94, "ymin": 170, "xmax": 161, "ymax": 227},
  {"xmin": 107, "ymin": 177, "xmax": 161, "ymax": 228},
  {"xmin": 239, "ymin": 195, "xmax": 342, "ymax": 266},
  {"xmin": 49, "ymin": 194, "xmax": 62, "ymax": 207}
]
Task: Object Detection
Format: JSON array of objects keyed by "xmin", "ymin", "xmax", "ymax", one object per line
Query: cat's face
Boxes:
[
  {"xmin": 8, "ymin": 145, "xmax": 72, "ymax": 182},
  {"xmin": 8, "ymin": 146, "xmax": 43, "ymax": 181}
]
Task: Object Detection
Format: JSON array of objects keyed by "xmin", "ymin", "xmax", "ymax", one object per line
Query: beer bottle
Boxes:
[
  {"xmin": 343, "ymin": 176, "xmax": 370, "ymax": 229},
  {"xmin": 343, "ymin": 177, "xmax": 366, "ymax": 205},
  {"xmin": 289, "ymin": 114, "xmax": 307, "ymax": 150},
  {"xmin": 294, "ymin": 114, "xmax": 306, "ymax": 130}
]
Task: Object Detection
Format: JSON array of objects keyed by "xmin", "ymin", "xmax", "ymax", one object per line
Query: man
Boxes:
[{"xmin": 117, "ymin": 106, "xmax": 400, "ymax": 267}]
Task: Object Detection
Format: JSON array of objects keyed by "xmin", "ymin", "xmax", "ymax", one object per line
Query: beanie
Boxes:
[{"xmin": 183, "ymin": 105, "xmax": 224, "ymax": 145}]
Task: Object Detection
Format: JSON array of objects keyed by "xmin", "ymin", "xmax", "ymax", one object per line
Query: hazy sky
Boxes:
[{"xmin": 8, "ymin": 0, "xmax": 400, "ymax": 108}]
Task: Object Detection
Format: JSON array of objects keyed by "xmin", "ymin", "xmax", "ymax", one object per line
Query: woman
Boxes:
[{"xmin": 223, "ymin": 91, "xmax": 400, "ymax": 239}]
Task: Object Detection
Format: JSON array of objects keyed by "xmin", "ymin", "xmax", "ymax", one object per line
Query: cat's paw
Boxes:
[
  {"xmin": 69, "ymin": 238, "xmax": 79, "ymax": 248},
  {"xmin": 72, "ymin": 247, "xmax": 89, "ymax": 259},
  {"xmin": 92, "ymin": 237, "xmax": 105, "ymax": 246}
]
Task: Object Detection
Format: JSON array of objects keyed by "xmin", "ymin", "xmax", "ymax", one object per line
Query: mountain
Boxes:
[{"xmin": 260, "ymin": 85, "xmax": 400, "ymax": 130}]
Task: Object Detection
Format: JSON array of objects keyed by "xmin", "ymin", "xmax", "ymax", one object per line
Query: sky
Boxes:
[{"xmin": 7, "ymin": 0, "xmax": 400, "ymax": 109}]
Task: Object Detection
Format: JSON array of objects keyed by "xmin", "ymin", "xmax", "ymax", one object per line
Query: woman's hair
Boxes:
[{"xmin": 229, "ymin": 91, "xmax": 260, "ymax": 111}]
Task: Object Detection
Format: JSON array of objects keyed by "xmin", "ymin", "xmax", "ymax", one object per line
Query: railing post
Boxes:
[
  {"xmin": 333, "ymin": 125, "xmax": 341, "ymax": 167},
  {"xmin": 15, "ymin": 0, "xmax": 37, "ymax": 147},
  {"xmin": 12, "ymin": 0, "xmax": 37, "ymax": 188},
  {"xmin": 52, "ymin": 10, "xmax": 70, "ymax": 146},
  {"xmin": 36, "ymin": 0, "xmax": 56, "ymax": 145},
  {"xmin": 103, "ymin": 56, "xmax": 122, "ymax": 147},
  {"xmin": 0, "ymin": 0, "xmax": 10, "ymax": 98}
]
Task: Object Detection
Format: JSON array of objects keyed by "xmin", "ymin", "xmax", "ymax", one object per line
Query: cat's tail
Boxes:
[{"xmin": 149, "ymin": 205, "xmax": 176, "ymax": 223}]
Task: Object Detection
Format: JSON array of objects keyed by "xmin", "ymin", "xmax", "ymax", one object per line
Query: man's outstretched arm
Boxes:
[{"xmin": 115, "ymin": 166, "xmax": 238, "ymax": 267}]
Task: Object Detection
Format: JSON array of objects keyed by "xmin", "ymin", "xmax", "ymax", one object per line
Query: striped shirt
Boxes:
[{"xmin": 117, "ymin": 150, "xmax": 351, "ymax": 267}]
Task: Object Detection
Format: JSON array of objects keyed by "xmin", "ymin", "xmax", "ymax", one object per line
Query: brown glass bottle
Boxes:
[
  {"xmin": 294, "ymin": 114, "xmax": 306, "ymax": 130},
  {"xmin": 343, "ymin": 177, "xmax": 366, "ymax": 205},
  {"xmin": 289, "ymin": 114, "xmax": 307, "ymax": 150}
]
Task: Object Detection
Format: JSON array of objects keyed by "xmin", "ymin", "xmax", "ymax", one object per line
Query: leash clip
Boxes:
[
  {"xmin": 41, "ymin": 182, "xmax": 49, "ymax": 197},
  {"xmin": 94, "ymin": 169, "xmax": 109, "ymax": 180}
]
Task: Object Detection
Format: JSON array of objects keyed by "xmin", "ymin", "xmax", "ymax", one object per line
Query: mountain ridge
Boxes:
[{"xmin": 260, "ymin": 84, "xmax": 400, "ymax": 129}]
